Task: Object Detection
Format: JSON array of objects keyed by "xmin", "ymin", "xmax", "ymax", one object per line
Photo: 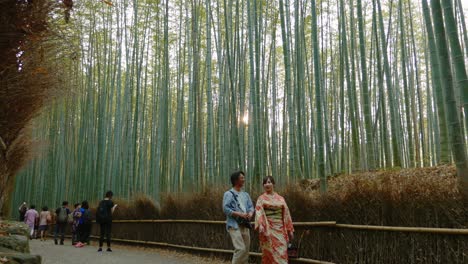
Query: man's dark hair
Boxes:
[
  {"xmin": 30, "ymin": 205, "xmax": 35, "ymax": 209},
  {"xmin": 262, "ymin": 175, "xmax": 275, "ymax": 185},
  {"xmin": 105, "ymin": 190, "xmax": 113, "ymax": 198},
  {"xmin": 81, "ymin": 200, "xmax": 89, "ymax": 209},
  {"xmin": 74, "ymin": 203, "xmax": 80, "ymax": 209},
  {"xmin": 230, "ymin": 170, "xmax": 245, "ymax": 186},
  {"xmin": 42, "ymin": 206, "xmax": 48, "ymax": 211},
  {"xmin": 62, "ymin": 201, "xmax": 69, "ymax": 206}
]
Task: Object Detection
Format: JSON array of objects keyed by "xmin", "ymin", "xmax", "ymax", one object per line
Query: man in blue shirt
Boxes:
[{"xmin": 223, "ymin": 171, "xmax": 254, "ymax": 264}]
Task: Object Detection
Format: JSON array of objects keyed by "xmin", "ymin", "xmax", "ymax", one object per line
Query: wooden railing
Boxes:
[
  {"xmin": 52, "ymin": 220, "xmax": 467, "ymax": 263},
  {"xmin": 110, "ymin": 219, "xmax": 468, "ymax": 235}
]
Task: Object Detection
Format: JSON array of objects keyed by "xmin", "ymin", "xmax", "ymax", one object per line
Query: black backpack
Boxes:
[
  {"xmin": 82, "ymin": 209, "xmax": 92, "ymax": 224},
  {"xmin": 96, "ymin": 200, "xmax": 110, "ymax": 223}
]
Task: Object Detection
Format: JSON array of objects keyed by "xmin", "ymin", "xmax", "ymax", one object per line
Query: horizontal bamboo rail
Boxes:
[
  {"xmin": 335, "ymin": 224, "xmax": 468, "ymax": 235},
  {"xmin": 111, "ymin": 220, "xmax": 337, "ymax": 226},
  {"xmin": 109, "ymin": 220, "xmax": 468, "ymax": 235},
  {"xmin": 88, "ymin": 235, "xmax": 335, "ymax": 264}
]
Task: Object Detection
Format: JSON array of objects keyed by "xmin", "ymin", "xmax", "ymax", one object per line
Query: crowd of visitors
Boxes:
[{"xmin": 20, "ymin": 190, "xmax": 117, "ymax": 252}]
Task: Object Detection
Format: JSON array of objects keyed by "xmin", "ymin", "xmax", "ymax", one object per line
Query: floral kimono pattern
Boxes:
[{"xmin": 255, "ymin": 193, "xmax": 294, "ymax": 264}]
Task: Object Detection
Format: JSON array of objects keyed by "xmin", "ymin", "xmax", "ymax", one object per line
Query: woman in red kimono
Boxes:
[{"xmin": 255, "ymin": 176, "xmax": 294, "ymax": 264}]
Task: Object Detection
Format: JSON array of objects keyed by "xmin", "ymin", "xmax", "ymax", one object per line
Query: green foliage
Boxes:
[{"xmin": 10, "ymin": 0, "xmax": 468, "ymax": 209}]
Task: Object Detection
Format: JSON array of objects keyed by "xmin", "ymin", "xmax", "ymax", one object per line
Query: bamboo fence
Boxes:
[
  {"xmin": 108, "ymin": 220, "xmax": 468, "ymax": 235},
  {"xmin": 47, "ymin": 220, "xmax": 467, "ymax": 263}
]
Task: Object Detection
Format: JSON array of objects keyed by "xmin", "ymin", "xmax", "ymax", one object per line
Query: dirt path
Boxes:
[{"xmin": 29, "ymin": 239, "xmax": 228, "ymax": 264}]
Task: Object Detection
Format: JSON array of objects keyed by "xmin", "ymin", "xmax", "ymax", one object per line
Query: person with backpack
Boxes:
[
  {"xmin": 71, "ymin": 203, "xmax": 82, "ymax": 245},
  {"xmin": 96, "ymin": 191, "xmax": 117, "ymax": 252},
  {"xmin": 75, "ymin": 200, "xmax": 92, "ymax": 248},
  {"xmin": 54, "ymin": 201, "xmax": 71, "ymax": 245}
]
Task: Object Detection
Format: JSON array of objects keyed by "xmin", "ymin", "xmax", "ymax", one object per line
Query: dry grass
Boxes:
[
  {"xmin": 108, "ymin": 165, "xmax": 466, "ymax": 229},
  {"xmin": 98, "ymin": 166, "xmax": 467, "ymax": 263},
  {"xmin": 90, "ymin": 195, "xmax": 160, "ymax": 220},
  {"xmin": 0, "ymin": 0, "xmax": 66, "ymax": 216},
  {"xmin": 286, "ymin": 165, "xmax": 465, "ymax": 228},
  {"xmin": 159, "ymin": 189, "xmax": 227, "ymax": 220}
]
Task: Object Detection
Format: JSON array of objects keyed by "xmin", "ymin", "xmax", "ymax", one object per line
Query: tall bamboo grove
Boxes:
[{"xmin": 11, "ymin": 0, "xmax": 468, "ymax": 209}]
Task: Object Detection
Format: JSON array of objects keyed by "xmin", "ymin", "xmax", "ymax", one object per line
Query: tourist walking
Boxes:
[
  {"xmin": 24, "ymin": 205, "xmax": 39, "ymax": 239},
  {"xmin": 38, "ymin": 206, "xmax": 51, "ymax": 241},
  {"xmin": 54, "ymin": 201, "xmax": 71, "ymax": 245},
  {"xmin": 18, "ymin": 202, "xmax": 27, "ymax": 222},
  {"xmin": 71, "ymin": 203, "xmax": 82, "ymax": 245},
  {"xmin": 96, "ymin": 191, "xmax": 117, "ymax": 252},
  {"xmin": 255, "ymin": 176, "xmax": 294, "ymax": 264},
  {"xmin": 222, "ymin": 171, "xmax": 254, "ymax": 264},
  {"xmin": 76, "ymin": 200, "xmax": 92, "ymax": 247}
]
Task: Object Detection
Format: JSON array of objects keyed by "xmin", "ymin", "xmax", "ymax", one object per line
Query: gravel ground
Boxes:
[{"xmin": 30, "ymin": 239, "xmax": 229, "ymax": 264}]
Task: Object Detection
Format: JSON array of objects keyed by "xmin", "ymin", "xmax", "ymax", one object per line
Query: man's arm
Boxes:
[
  {"xmin": 223, "ymin": 192, "xmax": 235, "ymax": 217},
  {"xmin": 223, "ymin": 192, "xmax": 248, "ymax": 219},
  {"xmin": 111, "ymin": 203, "xmax": 117, "ymax": 213}
]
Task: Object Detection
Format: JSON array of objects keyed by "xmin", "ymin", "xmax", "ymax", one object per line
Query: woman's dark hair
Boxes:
[
  {"xmin": 42, "ymin": 206, "xmax": 48, "ymax": 211},
  {"xmin": 263, "ymin": 175, "xmax": 275, "ymax": 185},
  {"xmin": 230, "ymin": 170, "xmax": 245, "ymax": 186},
  {"xmin": 62, "ymin": 201, "xmax": 69, "ymax": 206},
  {"xmin": 74, "ymin": 203, "xmax": 80, "ymax": 209},
  {"xmin": 81, "ymin": 201, "xmax": 89, "ymax": 209},
  {"xmin": 30, "ymin": 205, "xmax": 35, "ymax": 209},
  {"xmin": 105, "ymin": 190, "xmax": 113, "ymax": 198}
]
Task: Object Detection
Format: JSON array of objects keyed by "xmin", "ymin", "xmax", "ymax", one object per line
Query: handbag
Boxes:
[
  {"xmin": 287, "ymin": 243, "xmax": 299, "ymax": 258},
  {"xmin": 288, "ymin": 230, "xmax": 307, "ymax": 259}
]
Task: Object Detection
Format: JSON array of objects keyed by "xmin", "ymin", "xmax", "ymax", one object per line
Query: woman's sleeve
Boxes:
[
  {"xmin": 283, "ymin": 199, "xmax": 294, "ymax": 233},
  {"xmin": 254, "ymin": 196, "xmax": 265, "ymax": 232}
]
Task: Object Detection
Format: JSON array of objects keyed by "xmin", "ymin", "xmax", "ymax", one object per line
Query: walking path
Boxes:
[{"xmin": 29, "ymin": 239, "xmax": 228, "ymax": 264}]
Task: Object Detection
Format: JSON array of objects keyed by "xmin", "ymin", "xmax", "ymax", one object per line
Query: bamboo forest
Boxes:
[
  {"xmin": 1, "ymin": 0, "xmax": 468, "ymax": 262},
  {"xmin": 10, "ymin": 0, "xmax": 468, "ymax": 205}
]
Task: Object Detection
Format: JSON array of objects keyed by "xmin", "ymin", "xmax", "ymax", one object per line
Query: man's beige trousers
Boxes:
[{"xmin": 229, "ymin": 227, "xmax": 251, "ymax": 264}]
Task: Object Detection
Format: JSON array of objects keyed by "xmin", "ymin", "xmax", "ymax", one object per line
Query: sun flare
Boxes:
[{"xmin": 242, "ymin": 113, "xmax": 249, "ymax": 124}]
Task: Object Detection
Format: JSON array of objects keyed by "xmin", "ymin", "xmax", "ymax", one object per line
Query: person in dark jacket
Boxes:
[
  {"xmin": 96, "ymin": 191, "xmax": 117, "ymax": 252},
  {"xmin": 54, "ymin": 201, "xmax": 70, "ymax": 245}
]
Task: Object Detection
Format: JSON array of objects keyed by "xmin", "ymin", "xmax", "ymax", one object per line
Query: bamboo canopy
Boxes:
[{"xmin": 6, "ymin": 0, "xmax": 468, "ymax": 218}]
